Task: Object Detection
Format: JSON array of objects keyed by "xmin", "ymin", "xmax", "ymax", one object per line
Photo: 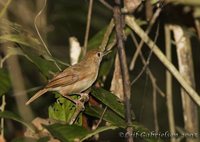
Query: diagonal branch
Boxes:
[{"xmin": 126, "ymin": 15, "xmax": 200, "ymax": 106}]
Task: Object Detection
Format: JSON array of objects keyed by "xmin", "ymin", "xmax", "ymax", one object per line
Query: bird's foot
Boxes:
[{"xmin": 78, "ymin": 93, "xmax": 89, "ymax": 102}]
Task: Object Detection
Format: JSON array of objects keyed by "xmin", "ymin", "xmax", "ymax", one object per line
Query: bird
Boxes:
[{"xmin": 26, "ymin": 48, "xmax": 105, "ymax": 105}]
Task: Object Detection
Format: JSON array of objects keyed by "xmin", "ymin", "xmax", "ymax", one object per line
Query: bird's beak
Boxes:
[{"xmin": 103, "ymin": 50, "xmax": 111, "ymax": 56}]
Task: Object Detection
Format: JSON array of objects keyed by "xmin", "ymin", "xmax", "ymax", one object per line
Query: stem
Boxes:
[
  {"xmin": 165, "ymin": 24, "xmax": 176, "ymax": 142},
  {"xmin": 129, "ymin": 8, "xmax": 161, "ymax": 71},
  {"xmin": 113, "ymin": 1, "xmax": 133, "ymax": 142},
  {"xmin": 172, "ymin": 25, "xmax": 199, "ymax": 142},
  {"xmin": 83, "ymin": 0, "xmax": 93, "ymax": 56},
  {"xmin": 0, "ymin": 95, "xmax": 6, "ymax": 138},
  {"xmin": 126, "ymin": 15, "xmax": 200, "ymax": 106},
  {"xmin": 34, "ymin": 0, "xmax": 61, "ymax": 71}
]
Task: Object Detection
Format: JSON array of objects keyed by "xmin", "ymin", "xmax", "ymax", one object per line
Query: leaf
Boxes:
[
  {"xmin": 0, "ymin": 111, "xmax": 34, "ymax": 132},
  {"xmin": 44, "ymin": 123, "xmax": 118, "ymax": 142},
  {"xmin": 0, "ymin": 69, "xmax": 11, "ymax": 96},
  {"xmin": 0, "ymin": 34, "xmax": 42, "ymax": 51},
  {"xmin": 23, "ymin": 49, "xmax": 59, "ymax": 78},
  {"xmin": 85, "ymin": 107, "xmax": 161, "ymax": 142},
  {"xmin": 0, "ymin": 47, "xmax": 24, "ymax": 68},
  {"xmin": 48, "ymin": 95, "xmax": 81, "ymax": 124},
  {"xmin": 0, "ymin": 0, "xmax": 12, "ymax": 19},
  {"xmin": 37, "ymin": 137, "xmax": 50, "ymax": 142},
  {"xmin": 91, "ymin": 87, "xmax": 135, "ymax": 120},
  {"xmin": 87, "ymin": 27, "xmax": 107, "ymax": 50},
  {"xmin": 1, "ymin": 46, "xmax": 60, "ymax": 78},
  {"xmin": 98, "ymin": 51, "xmax": 115, "ymax": 78},
  {"xmin": 85, "ymin": 106, "xmax": 126, "ymax": 127}
]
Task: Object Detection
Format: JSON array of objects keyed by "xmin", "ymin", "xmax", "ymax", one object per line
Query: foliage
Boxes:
[{"xmin": 1, "ymin": 0, "xmax": 200, "ymax": 142}]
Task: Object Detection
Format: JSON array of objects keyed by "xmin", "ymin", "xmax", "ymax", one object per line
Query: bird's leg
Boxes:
[{"xmin": 68, "ymin": 93, "xmax": 89, "ymax": 125}]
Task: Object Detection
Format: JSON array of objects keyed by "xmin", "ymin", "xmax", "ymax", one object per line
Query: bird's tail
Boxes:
[{"xmin": 26, "ymin": 89, "xmax": 47, "ymax": 105}]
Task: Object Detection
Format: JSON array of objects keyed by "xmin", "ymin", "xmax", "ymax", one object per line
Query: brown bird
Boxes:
[{"xmin": 26, "ymin": 48, "xmax": 105, "ymax": 105}]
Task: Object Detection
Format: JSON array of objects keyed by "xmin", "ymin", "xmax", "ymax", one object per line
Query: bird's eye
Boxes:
[{"xmin": 97, "ymin": 52, "xmax": 101, "ymax": 57}]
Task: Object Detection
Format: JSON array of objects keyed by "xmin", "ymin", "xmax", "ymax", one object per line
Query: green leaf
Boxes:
[
  {"xmin": 0, "ymin": 0, "xmax": 12, "ymax": 19},
  {"xmin": 91, "ymin": 87, "xmax": 135, "ymax": 120},
  {"xmin": 87, "ymin": 27, "xmax": 107, "ymax": 50},
  {"xmin": 0, "ymin": 46, "xmax": 59, "ymax": 79},
  {"xmin": 85, "ymin": 106, "xmax": 126, "ymax": 127},
  {"xmin": 0, "ymin": 111, "xmax": 34, "ymax": 132},
  {"xmin": 98, "ymin": 51, "xmax": 115, "ymax": 78},
  {"xmin": 0, "ymin": 34, "xmax": 42, "ymax": 51},
  {"xmin": 0, "ymin": 47, "xmax": 24, "ymax": 68},
  {"xmin": 0, "ymin": 69, "xmax": 11, "ymax": 96},
  {"xmin": 48, "ymin": 95, "xmax": 82, "ymax": 124},
  {"xmin": 85, "ymin": 106, "xmax": 160, "ymax": 142},
  {"xmin": 23, "ymin": 49, "xmax": 59, "ymax": 78},
  {"xmin": 44, "ymin": 123, "xmax": 118, "ymax": 142},
  {"xmin": 37, "ymin": 137, "xmax": 50, "ymax": 142}
]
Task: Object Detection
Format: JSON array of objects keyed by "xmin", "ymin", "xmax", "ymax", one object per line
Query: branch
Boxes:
[
  {"xmin": 126, "ymin": 15, "xmax": 200, "ymax": 106},
  {"xmin": 113, "ymin": 1, "xmax": 133, "ymax": 142},
  {"xmin": 83, "ymin": 0, "xmax": 93, "ymax": 56},
  {"xmin": 165, "ymin": 24, "xmax": 176, "ymax": 142},
  {"xmin": 129, "ymin": 7, "xmax": 161, "ymax": 70}
]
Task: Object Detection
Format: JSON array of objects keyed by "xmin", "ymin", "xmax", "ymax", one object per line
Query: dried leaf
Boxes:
[{"xmin": 110, "ymin": 53, "xmax": 124, "ymax": 101}]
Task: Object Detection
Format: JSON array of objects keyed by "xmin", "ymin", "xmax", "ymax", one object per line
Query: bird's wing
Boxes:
[{"xmin": 46, "ymin": 68, "xmax": 79, "ymax": 88}]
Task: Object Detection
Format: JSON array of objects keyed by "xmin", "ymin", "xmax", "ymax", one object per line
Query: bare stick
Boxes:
[
  {"xmin": 0, "ymin": 0, "xmax": 12, "ymax": 19},
  {"xmin": 100, "ymin": 19, "xmax": 115, "ymax": 51},
  {"xmin": 150, "ymin": 74, "xmax": 159, "ymax": 132},
  {"xmin": 172, "ymin": 25, "xmax": 199, "ymax": 142},
  {"xmin": 131, "ymin": 23, "xmax": 160, "ymax": 85},
  {"xmin": 99, "ymin": 0, "xmax": 113, "ymax": 10},
  {"xmin": 130, "ymin": 32, "xmax": 166, "ymax": 98},
  {"xmin": 114, "ymin": 1, "xmax": 133, "ymax": 142},
  {"xmin": 34, "ymin": 0, "xmax": 61, "ymax": 71},
  {"xmin": 93, "ymin": 107, "xmax": 108, "ymax": 129},
  {"xmin": 83, "ymin": 0, "xmax": 93, "ymax": 56},
  {"xmin": 126, "ymin": 15, "xmax": 200, "ymax": 106},
  {"xmin": 195, "ymin": 19, "xmax": 200, "ymax": 39},
  {"xmin": 0, "ymin": 96, "xmax": 6, "ymax": 138},
  {"xmin": 129, "ymin": 8, "xmax": 161, "ymax": 71},
  {"xmin": 165, "ymin": 24, "xmax": 176, "ymax": 142}
]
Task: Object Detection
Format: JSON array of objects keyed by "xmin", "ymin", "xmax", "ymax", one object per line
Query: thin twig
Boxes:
[
  {"xmin": 83, "ymin": 0, "xmax": 93, "ymax": 56},
  {"xmin": 0, "ymin": 0, "xmax": 12, "ymax": 19},
  {"xmin": 129, "ymin": 7, "xmax": 162, "ymax": 71},
  {"xmin": 126, "ymin": 15, "xmax": 200, "ymax": 106},
  {"xmin": 195, "ymin": 19, "xmax": 200, "ymax": 39},
  {"xmin": 165, "ymin": 24, "xmax": 176, "ymax": 142},
  {"xmin": 150, "ymin": 74, "xmax": 159, "ymax": 132},
  {"xmin": 100, "ymin": 19, "xmax": 115, "ymax": 51},
  {"xmin": 0, "ymin": 95, "xmax": 6, "ymax": 138},
  {"xmin": 99, "ymin": 0, "xmax": 113, "ymax": 10},
  {"xmin": 130, "ymin": 32, "xmax": 165, "ymax": 98},
  {"xmin": 93, "ymin": 106, "xmax": 108, "ymax": 129},
  {"xmin": 114, "ymin": 1, "xmax": 133, "ymax": 142},
  {"xmin": 34, "ymin": 0, "xmax": 61, "ymax": 71},
  {"xmin": 131, "ymin": 23, "xmax": 160, "ymax": 85},
  {"xmin": 130, "ymin": 31, "xmax": 164, "ymax": 129}
]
